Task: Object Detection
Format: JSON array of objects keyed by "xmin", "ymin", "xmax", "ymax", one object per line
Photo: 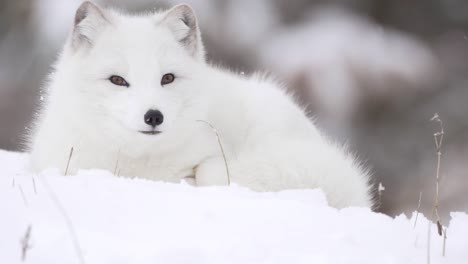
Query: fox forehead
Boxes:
[
  {"xmin": 110, "ymin": 14, "xmax": 172, "ymax": 44},
  {"xmin": 82, "ymin": 16, "xmax": 186, "ymax": 78}
]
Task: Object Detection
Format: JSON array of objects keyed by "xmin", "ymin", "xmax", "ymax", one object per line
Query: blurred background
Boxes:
[{"xmin": 1, "ymin": 0, "xmax": 467, "ymax": 219}]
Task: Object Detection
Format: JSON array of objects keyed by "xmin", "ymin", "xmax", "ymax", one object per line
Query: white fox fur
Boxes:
[{"xmin": 28, "ymin": 2, "xmax": 373, "ymax": 208}]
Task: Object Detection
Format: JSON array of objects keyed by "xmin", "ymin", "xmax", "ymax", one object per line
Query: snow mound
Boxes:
[{"xmin": 0, "ymin": 150, "xmax": 466, "ymax": 263}]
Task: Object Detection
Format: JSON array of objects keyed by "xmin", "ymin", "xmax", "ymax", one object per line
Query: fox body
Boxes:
[{"xmin": 28, "ymin": 2, "xmax": 373, "ymax": 208}]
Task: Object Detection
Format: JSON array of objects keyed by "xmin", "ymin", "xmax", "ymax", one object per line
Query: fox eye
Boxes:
[
  {"xmin": 109, "ymin": 75, "xmax": 130, "ymax": 87},
  {"xmin": 161, "ymin": 73, "xmax": 175, "ymax": 85}
]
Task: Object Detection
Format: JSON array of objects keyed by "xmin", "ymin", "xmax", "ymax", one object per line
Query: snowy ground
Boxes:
[{"xmin": 0, "ymin": 150, "xmax": 466, "ymax": 264}]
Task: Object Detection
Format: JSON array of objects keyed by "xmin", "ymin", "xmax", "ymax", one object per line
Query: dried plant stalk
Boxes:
[
  {"xmin": 427, "ymin": 113, "xmax": 447, "ymax": 263},
  {"xmin": 64, "ymin": 147, "xmax": 74, "ymax": 175},
  {"xmin": 197, "ymin": 120, "xmax": 231, "ymax": 185},
  {"xmin": 20, "ymin": 225, "xmax": 32, "ymax": 262},
  {"xmin": 414, "ymin": 191, "xmax": 422, "ymax": 228}
]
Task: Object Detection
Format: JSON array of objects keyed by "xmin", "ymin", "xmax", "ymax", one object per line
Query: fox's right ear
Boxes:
[
  {"xmin": 161, "ymin": 4, "xmax": 205, "ymax": 62},
  {"xmin": 72, "ymin": 1, "xmax": 108, "ymax": 50}
]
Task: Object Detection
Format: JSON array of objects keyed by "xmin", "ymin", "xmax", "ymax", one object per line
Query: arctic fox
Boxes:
[{"xmin": 28, "ymin": 2, "xmax": 373, "ymax": 208}]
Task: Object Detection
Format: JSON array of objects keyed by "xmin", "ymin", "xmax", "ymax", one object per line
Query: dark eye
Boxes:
[
  {"xmin": 109, "ymin": 75, "xmax": 130, "ymax": 87},
  {"xmin": 161, "ymin": 73, "xmax": 175, "ymax": 85}
]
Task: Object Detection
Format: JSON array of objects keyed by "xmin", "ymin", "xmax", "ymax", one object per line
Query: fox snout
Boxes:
[{"xmin": 144, "ymin": 109, "xmax": 164, "ymax": 128}]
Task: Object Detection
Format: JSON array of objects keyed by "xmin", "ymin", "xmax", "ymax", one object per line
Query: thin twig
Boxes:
[
  {"xmin": 197, "ymin": 120, "xmax": 231, "ymax": 185},
  {"xmin": 430, "ymin": 114, "xmax": 444, "ymax": 234},
  {"xmin": 18, "ymin": 185, "xmax": 28, "ymax": 207},
  {"xmin": 427, "ymin": 113, "xmax": 446, "ymax": 262},
  {"xmin": 414, "ymin": 191, "xmax": 422, "ymax": 228},
  {"xmin": 32, "ymin": 177, "xmax": 37, "ymax": 195},
  {"xmin": 113, "ymin": 149, "xmax": 121, "ymax": 176},
  {"xmin": 430, "ymin": 114, "xmax": 443, "ymax": 223},
  {"xmin": 65, "ymin": 147, "xmax": 74, "ymax": 176},
  {"xmin": 377, "ymin": 182, "xmax": 385, "ymax": 208},
  {"xmin": 443, "ymin": 228, "xmax": 447, "ymax": 256},
  {"xmin": 20, "ymin": 225, "xmax": 32, "ymax": 262},
  {"xmin": 38, "ymin": 175, "xmax": 85, "ymax": 264}
]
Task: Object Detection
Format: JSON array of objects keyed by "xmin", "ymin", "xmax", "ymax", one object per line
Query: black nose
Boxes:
[{"xmin": 144, "ymin": 109, "xmax": 164, "ymax": 127}]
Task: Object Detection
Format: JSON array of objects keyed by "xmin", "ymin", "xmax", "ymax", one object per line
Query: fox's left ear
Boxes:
[{"xmin": 161, "ymin": 4, "xmax": 205, "ymax": 62}]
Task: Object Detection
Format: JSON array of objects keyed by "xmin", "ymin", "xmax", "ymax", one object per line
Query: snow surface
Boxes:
[{"xmin": 1, "ymin": 150, "xmax": 467, "ymax": 264}]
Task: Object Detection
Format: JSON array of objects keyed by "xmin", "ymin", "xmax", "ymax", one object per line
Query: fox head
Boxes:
[{"xmin": 53, "ymin": 2, "xmax": 207, "ymax": 144}]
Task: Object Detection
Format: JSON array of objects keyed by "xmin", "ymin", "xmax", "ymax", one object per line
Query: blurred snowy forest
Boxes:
[{"xmin": 0, "ymin": 0, "xmax": 467, "ymax": 218}]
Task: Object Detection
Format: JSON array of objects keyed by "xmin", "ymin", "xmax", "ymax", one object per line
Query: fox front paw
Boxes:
[{"xmin": 195, "ymin": 157, "xmax": 231, "ymax": 186}]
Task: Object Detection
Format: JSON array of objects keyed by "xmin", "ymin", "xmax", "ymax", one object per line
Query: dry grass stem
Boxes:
[
  {"xmin": 430, "ymin": 113, "xmax": 443, "ymax": 228},
  {"xmin": 65, "ymin": 147, "xmax": 74, "ymax": 176},
  {"xmin": 18, "ymin": 185, "xmax": 28, "ymax": 207},
  {"xmin": 113, "ymin": 149, "xmax": 121, "ymax": 176},
  {"xmin": 427, "ymin": 113, "xmax": 446, "ymax": 262},
  {"xmin": 20, "ymin": 225, "xmax": 32, "ymax": 262},
  {"xmin": 197, "ymin": 120, "xmax": 231, "ymax": 185},
  {"xmin": 443, "ymin": 228, "xmax": 447, "ymax": 256},
  {"xmin": 32, "ymin": 177, "xmax": 37, "ymax": 195},
  {"xmin": 414, "ymin": 191, "xmax": 422, "ymax": 228},
  {"xmin": 377, "ymin": 182, "xmax": 385, "ymax": 208},
  {"xmin": 39, "ymin": 175, "xmax": 86, "ymax": 264}
]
